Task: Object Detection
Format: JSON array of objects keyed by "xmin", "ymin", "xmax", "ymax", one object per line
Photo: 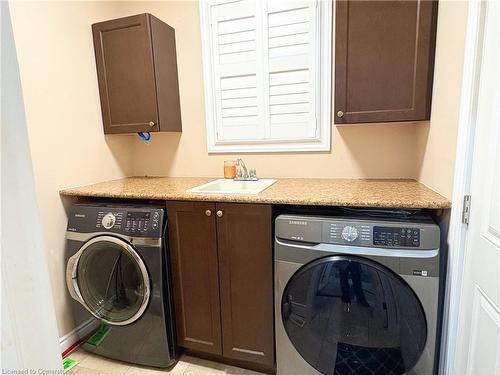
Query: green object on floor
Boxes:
[
  {"xmin": 62, "ymin": 357, "xmax": 77, "ymax": 373},
  {"xmin": 86, "ymin": 323, "xmax": 110, "ymax": 346}
]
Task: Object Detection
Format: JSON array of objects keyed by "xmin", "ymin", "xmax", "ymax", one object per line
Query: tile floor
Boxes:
[{"xmin": 66, "ymin": 347, "xmax": 266, "ymax": 375}]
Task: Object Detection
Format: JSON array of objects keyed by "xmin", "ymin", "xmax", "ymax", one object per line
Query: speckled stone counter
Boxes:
[{"xmin": 60, "ymin": 177, "xmax": 451, "ymax": 209}]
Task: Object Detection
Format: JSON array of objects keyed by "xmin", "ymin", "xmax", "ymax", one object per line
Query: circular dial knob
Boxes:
[
  {"xmin": 101, "ymin": 212, "xmax": 116, "ymax": 229},
  {"xmin": 341, "ymin": 226, "xmax": 358, "ymax": 242}
]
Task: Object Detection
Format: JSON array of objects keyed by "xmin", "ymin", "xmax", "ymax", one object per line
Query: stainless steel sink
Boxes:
[{"xmin": 186, "ymin": 179, "xmax": 277, "ymax": 195}]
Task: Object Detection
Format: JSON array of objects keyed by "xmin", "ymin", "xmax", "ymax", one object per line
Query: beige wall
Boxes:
[
  {"xmin": 9, "ymin": 0, "xmax": 467, "ymax": 339},
  {"xmin": 126, "ymin": 0, "xmax": 421, "ymax": 179},
  {"xmin": 415, "ymin": 1, "xmax": 468, "ymax": 198},
  {"xmin": 8, "ymin": 1, "xmax": 135, "ymax": 337},
  {"xmin": 126, "ymin": 1, "xmax": 467, "ymax": 193}
]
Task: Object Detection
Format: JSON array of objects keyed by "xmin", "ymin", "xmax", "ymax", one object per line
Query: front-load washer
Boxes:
[
  {"xmin": 275, "ymin": 213, "xmax": 440, "ymax": 375},
  {"xmin": 65, "ymin": 202, "xmax": 177, "ymax": 367}
]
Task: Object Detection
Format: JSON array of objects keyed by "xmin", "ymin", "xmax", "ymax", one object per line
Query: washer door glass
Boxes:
[
  {"xmin": 282, "ymin": 255, "xmax": 427, "ymax": 375},
  {"xmin": 76, "ymin": 236, "xmax": 149, "ymax": 325}
]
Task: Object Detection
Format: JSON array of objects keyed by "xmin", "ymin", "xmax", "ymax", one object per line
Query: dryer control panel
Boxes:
[
  {"xmin": 124, "ymin": 210, "xmax": 161, "ymax": 233},
  {"xmin": 67, "ymin": 203, "xmax": 164, "ymax": 238}
]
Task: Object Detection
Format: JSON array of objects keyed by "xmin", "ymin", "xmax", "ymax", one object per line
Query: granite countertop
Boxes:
[{"xmin": 60, "ymin": 177, "xmax": 451, "ymax": 209}]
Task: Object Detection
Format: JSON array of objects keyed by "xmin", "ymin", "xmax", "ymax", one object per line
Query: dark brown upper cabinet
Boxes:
[
  {"xmin": 334, "ymin": 0, "xmax": 438, "ymax": 124},
  {"xmin": 92, "ymin": 13, "xmax": 182, "ymax": 134}
]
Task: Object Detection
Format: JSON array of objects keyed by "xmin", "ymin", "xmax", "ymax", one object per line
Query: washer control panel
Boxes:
[
  {"xmin": 374, "ymin": 226, "xmax": 420, "ymax": 247},
  {"xmin": 330, "ymin": 222, "xmax": 423, "ymax": 248},
  {"xmin": 275, "ymin": 215, "xmax": 440, "ymax": 250},
  {"xmin": 341, "ymin": 226, "xmax": 358, "ymax": 242},
  {"xmin": 329, "ymin": 223, "xmax": 371, "ymax": 245}
]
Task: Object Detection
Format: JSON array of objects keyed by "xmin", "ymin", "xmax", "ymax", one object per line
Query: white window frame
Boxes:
[{"xmin": 199, "ymin": 0, "xmax": 332, "ymax": 153}]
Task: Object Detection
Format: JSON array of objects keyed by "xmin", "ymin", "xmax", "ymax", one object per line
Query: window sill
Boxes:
[{"xmin": 207, "ymin": 140, "xmax": 331, "ymax": 153}]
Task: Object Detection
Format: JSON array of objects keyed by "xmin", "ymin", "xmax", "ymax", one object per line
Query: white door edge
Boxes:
[{"xmin": 441, "ymin": 1, "xmax": 488, "ymax": 374}]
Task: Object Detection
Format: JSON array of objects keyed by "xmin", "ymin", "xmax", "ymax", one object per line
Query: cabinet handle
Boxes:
[
  {"xmin": 148, "ymin": 121, "xmax": 156, "ymax": 127},
  {"xmin": 216, "ymin": 210, "xmax": 223, "ymax": 218},
  {"xmin": 336, "ymin": 111, "xmax": 344, "ymax": 118},
  {"xmin": 205, "ymin": 209, "xmax": 212, "ymax": 217}
]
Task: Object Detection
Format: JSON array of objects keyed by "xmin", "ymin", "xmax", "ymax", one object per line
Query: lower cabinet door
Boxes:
[
  {"xmin": 216, "ymin": 203, "xmax": 274, "ymax": 367},
  {"xmin": 166, "ymin": 201, "xmax": 222, "ymax": 355}
]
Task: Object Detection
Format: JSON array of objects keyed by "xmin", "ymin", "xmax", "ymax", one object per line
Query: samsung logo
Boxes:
[
  {"xmin": 413, "ymin": 270, "xmax": 428, "ymax": 277},
  {"xmin": 75, "ymin": 214, "xmax": 86, "ymax": 218},
  {"xmin": 289, "ymin": 220, "xmax": 307, "ymax": 226}
]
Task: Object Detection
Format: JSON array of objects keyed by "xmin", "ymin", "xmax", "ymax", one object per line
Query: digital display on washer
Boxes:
[
  {"xmin": 373, "ymin": 226, "xmax": 420, "ymax": 247},
  {"xmin": 126, "ymin": 211, "xmax": 151, "ymax": 220}
]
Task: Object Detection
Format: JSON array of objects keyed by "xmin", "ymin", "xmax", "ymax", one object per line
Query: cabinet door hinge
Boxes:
[{"xmin": 462, "ymin": 195, "xmax": 472, "ymax": 225}]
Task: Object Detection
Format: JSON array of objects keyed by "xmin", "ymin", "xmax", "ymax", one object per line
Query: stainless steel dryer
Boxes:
[
  {"xmin": 275, "ymin": 214, "xmax": 440, "ymax": 375},
  {"xmin": 65, "ymin": 202, "xmax": 177, "ymax": 367}
]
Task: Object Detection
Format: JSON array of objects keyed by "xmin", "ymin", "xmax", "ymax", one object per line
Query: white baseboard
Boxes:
[{"xmin": 59, "ymin": 318, "xmax": 99, "ymax": 354}]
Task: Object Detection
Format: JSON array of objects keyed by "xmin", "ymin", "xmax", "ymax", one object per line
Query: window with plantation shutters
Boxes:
[{"xmin": 200, "ymin": 0, "xmax": 332, "ymax": 152}]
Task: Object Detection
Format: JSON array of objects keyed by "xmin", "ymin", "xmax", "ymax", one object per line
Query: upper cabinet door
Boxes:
[
  {"xmin": 334, "ymin": 0, "xmax": 438, "ymax": 124},
  {"xmin": 92, "ymin": 14, "xmax": 182, "ymax": 134},
  {"xmin": 93, "ymin": 14, "xmax": 159, "ymax": 134}
]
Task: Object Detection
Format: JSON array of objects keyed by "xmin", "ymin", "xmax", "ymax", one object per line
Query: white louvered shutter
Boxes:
[
  {"xmin": 266, "ymin": 0, "xmax": 318, "ymax": 139},
  {"xmin": 202, "ymin": 0, "xmax": 329, "ymax": 151},
  {"xmin": 209, "ymin": 0, "xmax": 265, "ymax": 141}
]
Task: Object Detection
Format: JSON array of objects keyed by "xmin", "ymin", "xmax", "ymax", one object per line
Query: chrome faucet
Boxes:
[
  {"xmin": 234, "ymin": 158, "xmax": 258, "ymax": 181},
  {"xmin": 236, "ymin": 158, "xmax": 248, "ymax": 179}
]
